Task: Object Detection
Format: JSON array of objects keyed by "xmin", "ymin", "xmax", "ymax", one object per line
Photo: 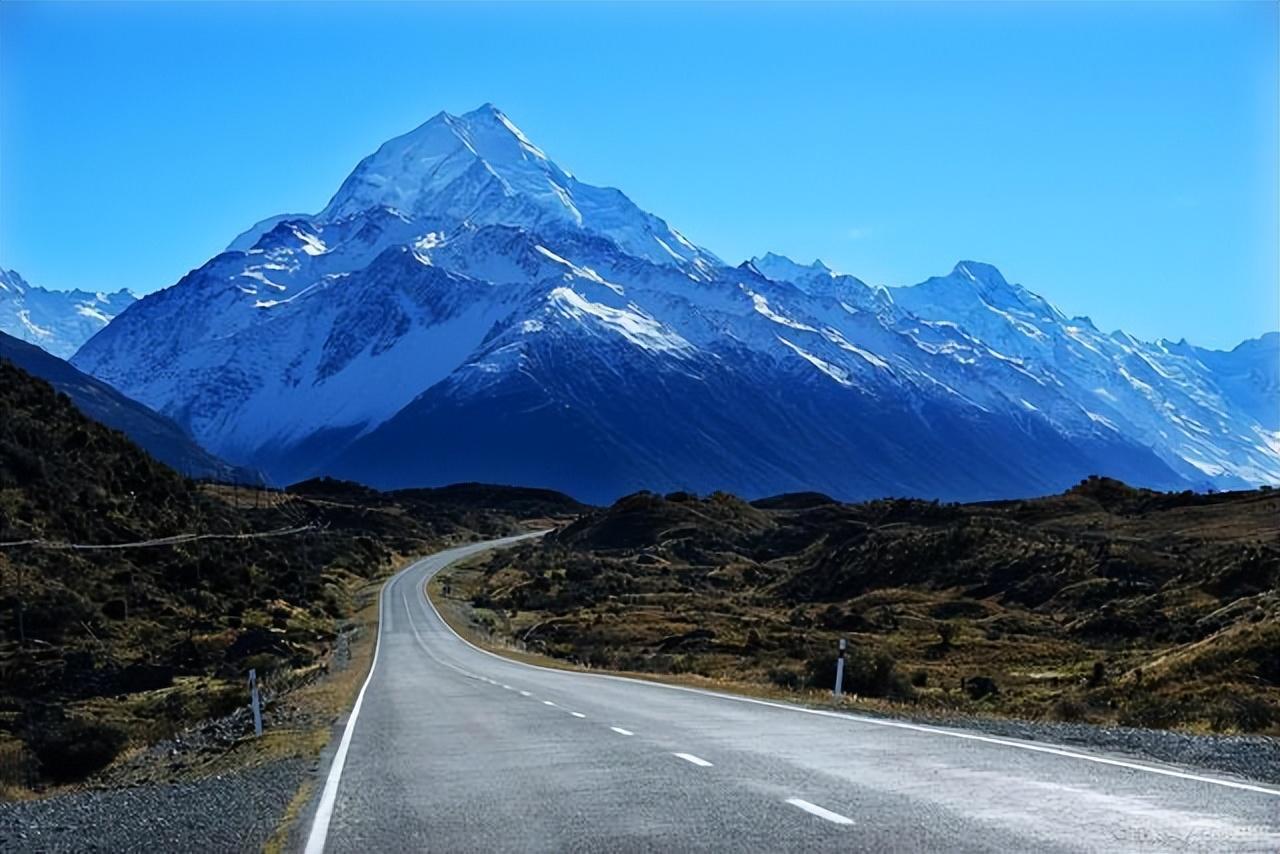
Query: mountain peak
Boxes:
[
  {"xmin": 462, "ymin": 101, "xmax": 508, "ymax": 123},
  {"xmin": 751, "ymin": 252, "xmax": 836, "ymax": 283},
  {"xmin": 0, "ymin": 268, "xmax": 29, "ymax": 295},
  {"xmin": 950, "ymin": 260, "xmax": 1008, "ymax": 288},
  {"xmin": 317, "ymin": 105, "xmax": 712, "ymax": 269}
]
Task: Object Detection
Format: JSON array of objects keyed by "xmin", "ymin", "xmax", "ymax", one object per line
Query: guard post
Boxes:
[
  {"xmin": 833, "ymin": 638, "xmax": 847, "ymax": 699},
  {"xmin": 249, "ymin": 668, "xmax": 264, "ymax": 737}
]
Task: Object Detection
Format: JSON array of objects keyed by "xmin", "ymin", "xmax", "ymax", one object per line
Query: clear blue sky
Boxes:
[{"xmin": 1, "ymin": 1, "xmax": 1275, "ymax": 348}]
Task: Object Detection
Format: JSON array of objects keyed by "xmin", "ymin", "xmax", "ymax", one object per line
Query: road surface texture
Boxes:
[{"xmin": 301, "ymin": 536, "xmax": 1280, "ymax": 853}]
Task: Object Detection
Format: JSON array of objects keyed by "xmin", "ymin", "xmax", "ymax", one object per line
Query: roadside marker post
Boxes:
[
  {"xmin": 249, "ymin": 668, "xmax": 264, "ymax": 737},
  {"xmin": 833, "ymin": 638, "xmax": 847, "ymax": 699}
]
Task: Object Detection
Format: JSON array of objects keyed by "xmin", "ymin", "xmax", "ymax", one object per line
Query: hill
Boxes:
[
  {"xmin": 443, "ymin": 480, "xmax": 1279, "ymax": 734},
  {"xmin": 0, "ymin": 361, "xmax": 580, "ymax": 786},
  {"xmin": 0, "ymin": 332, "xmax": 249, "ymax": 482}
]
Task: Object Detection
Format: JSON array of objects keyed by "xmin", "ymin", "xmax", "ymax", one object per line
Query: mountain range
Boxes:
[
  {"xmin": 54, "ymin": 103, "xmax": 1278, "ymax": 502},
  {"xmin": 0, "ymin": 267, "xmax": 136, "ymax": 359}
]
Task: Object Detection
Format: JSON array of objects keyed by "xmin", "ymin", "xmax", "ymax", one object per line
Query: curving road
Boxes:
[{"xmin": 301, "ymin": 536, "xmax": 1280, "ymax": 853}]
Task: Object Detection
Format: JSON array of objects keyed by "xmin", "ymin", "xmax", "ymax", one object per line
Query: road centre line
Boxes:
[
  {"xmin": 674, "ymin": 752, "xmax": 713, "ymax": 767},
  {"xmin": 786, "ymin": 798, "xmax": 854, "ymax": 825}
]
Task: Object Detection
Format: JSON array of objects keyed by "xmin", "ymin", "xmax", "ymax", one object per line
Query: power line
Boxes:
[{"xmin": 0, "ymin": 523, "xmax": 320, "ymax": 551}]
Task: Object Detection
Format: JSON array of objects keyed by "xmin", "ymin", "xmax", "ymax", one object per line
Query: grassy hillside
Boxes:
[
  {"xmin": 0, "ymin": 330, "xmax": 251, "ymax": 482},
  {"xmin": 0, "ymin": 360, "xmax": 583, "ymax": 786},
  {"xmin": 443, "ymin": 480, "xmax": 1279, "ymax": 734}
]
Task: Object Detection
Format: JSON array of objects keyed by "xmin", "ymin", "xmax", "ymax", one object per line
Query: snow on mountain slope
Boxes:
[
  {"xmin": 0, "ymin": 268, "xmax": 136, "ymax": 359},
  {"xmin": 892, "ymin": 263, "xmax": 1279, "ymax": 487},
  {"xmin": 0, "ymin": 331, "xmax": 250, "ymax": 481},
  {"xmin": 320, "ymin": 104, "xmax": 719, "ymax": 273},
  {"xmin": 71, "ymin": 105, "xmax": 1279, "ymax": 499},
  {"xmin": 80, "ymin": 243, "xmax": 524, "ymax": 481},
  {"xmin": 332, "ymin": 279, "xmax": 1185, "ymax": 502},
  {"xmin": 1187, "ymin": 333, "xmax": 1279, "ymax": 432}
]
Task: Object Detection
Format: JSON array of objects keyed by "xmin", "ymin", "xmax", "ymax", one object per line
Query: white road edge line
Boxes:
[
  {"xmin": 786, "ymin": 798, "xmax": 854, "ymax": 825},
  {"xmin": 610, "ymin": 727, "xmax": 634, "ymax": 736},
  {"xmin": 420, "ymin": 568, "xmax": 1280, "ymax": 798},
  {"xmin": 304, "ymin": 533, "xmax": 545, "ymax": 854},
  {"xmin": 303, "ymin": 572, "xmax": 390, "ymax": 854},
  {"xmin": 674, "ymin": 752, "xmax": 713, "ymax": 767}
]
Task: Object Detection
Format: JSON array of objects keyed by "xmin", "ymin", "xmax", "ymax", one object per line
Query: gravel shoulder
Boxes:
[
  {"xmin": 0, "ymin": 758, "xmax": 309, "ymax": 853},
  {"xmin": 0, "ymin": 583, "xmax": 382, "ymax": 853}
]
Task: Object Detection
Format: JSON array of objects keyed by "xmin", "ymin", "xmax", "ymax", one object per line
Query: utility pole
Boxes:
[{"xmin": 833, "ymin": 638, "xmax": 847, "ymax": 699}]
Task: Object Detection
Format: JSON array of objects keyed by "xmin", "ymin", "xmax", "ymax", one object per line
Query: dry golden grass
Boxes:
[{"xmin": 438, "ymin": 483, "xmax": 1280, "ymax": 735}]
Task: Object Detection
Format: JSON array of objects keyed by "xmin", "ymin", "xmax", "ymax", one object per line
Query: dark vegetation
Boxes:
[
  {"xmin": 0, "ymin": 330, "xmax": 251, "ymax": 482},
  {"xmin": 448, "ymin": 482, "xmax": 1279, "ymax": 734},
  {"xmin": 0, "ymin": 360, "xmax": 584, "ymax": 787}
]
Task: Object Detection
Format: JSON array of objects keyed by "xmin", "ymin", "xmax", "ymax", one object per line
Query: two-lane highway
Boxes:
[{"xmin": 302, "ymin": 537, "xmax": 1280, "ymax": 852}]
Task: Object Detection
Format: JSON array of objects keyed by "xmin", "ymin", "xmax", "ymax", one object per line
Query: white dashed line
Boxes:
[
  {"xmin": 423, "ymin": 542, "xmax": 1280, "ymax": 800},
  {"xmin": 519, "ymin": 691, "xmax": 532, "ymax": 697},
  {"xmin": 610, "ymin": 727, "xmax": 634, "ymax": 736},
  {"xmin": 570, "ymin": 712, "xmax": 586, "ymax": 718},
  {"xmin": 542, "ymin": 700, "xmax": 557, "ymax": 707},
  {"xmin": 502, "ymin": 685, "xmax": 512, "ymax": 690},
  {"xmin": 786, "ymin": 798, "xmax": 854, "ymax": 825},
  {"xmin": 673, "ymin": 752, "xmax": 713, "ymax": 767}
]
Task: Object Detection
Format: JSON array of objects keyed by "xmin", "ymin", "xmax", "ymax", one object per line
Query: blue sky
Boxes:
[{"xmin": 1, "ymin": 1, "xmax": 1275, "ymax": 349}]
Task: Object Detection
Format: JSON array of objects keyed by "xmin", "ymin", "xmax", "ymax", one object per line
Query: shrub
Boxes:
[
  {"xmin": 805, "ymin": 647, "xmax": 912, "ymax": 700},
  {"xmin": 909, "ymin": 669, "xmax": 929, "ymax": 688},
  {"xmin": 1051, "ymin": 695, "xmax": 1088, "ymax": 722},
  {"xmin": 1118, "ymin": 694, "xmax": 1188, "ymax": 729},
  {"xmin": 29, "ymin": 718, "xmax": 128, "ymax": 783},
  {"xmin": 1209, "ymin": 696, "xmax": 1277, "ymax": 733},
  {"xmin": 962, "ymin": 675, "xmax": 999, "ymax": 700},
  {"xmin": 768, "ymin": 667, "xmax": 802, "ymax": 690},
  {"xmin": 936, "ymin": 622, "xmax": 958, "ymax": 651}
]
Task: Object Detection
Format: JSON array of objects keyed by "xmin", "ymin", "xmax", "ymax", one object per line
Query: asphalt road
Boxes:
[{"xmin": 301, "ymin": 536, "xmax": 1280, "ymax": 853}]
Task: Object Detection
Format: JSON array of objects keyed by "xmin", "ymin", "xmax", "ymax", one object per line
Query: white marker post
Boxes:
[
  {"xmin": 249, "ymin": 668, "xmax": 263, "ymax": 737},
  {"xmin": 833, "ymin": 638, "xmax": 847, "ymax": 699}
]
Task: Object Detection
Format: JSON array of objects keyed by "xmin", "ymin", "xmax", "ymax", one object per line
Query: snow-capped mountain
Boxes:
[
  {"xmin": 71, "ymin": 105, "xmax": 1280, "ymax": 500},
  {"xmin": 1185, "ymin": 332, "xmax": 1279, "ymax": 432},
  {"xmin": 892, "ymin": 263, "xmax": 1279, "ymax": 487},
  {"xmin": 0, "ymin": 268, "xmax": 136, "ymax": 359}
]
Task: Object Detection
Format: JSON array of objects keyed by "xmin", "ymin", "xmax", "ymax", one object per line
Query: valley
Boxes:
[{"xmin": 3, "ymin": 4, "xmax": 1277, "ymax": 849}]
